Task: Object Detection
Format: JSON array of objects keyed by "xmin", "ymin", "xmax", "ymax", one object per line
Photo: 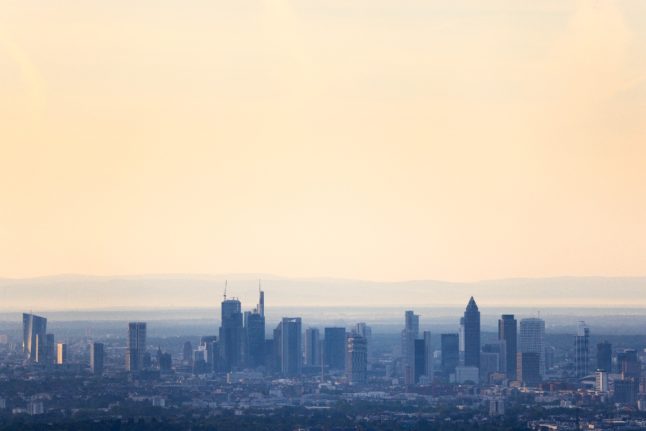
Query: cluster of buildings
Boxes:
[{"xmin": 9, "ymin": 291, "xmax": 646, "ymax": 429}]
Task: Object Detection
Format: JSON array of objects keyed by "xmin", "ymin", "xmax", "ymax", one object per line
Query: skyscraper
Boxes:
[
  {"xmin": 200, "ymin": 336, "xmax": 218, "ymax": 372},
  {"xmin": 463, "ymin": 297, "xmax": 480, "ymax": 369},
  {"xmin": 423, "ymin": 331, "xmax": 433, "ymax": 382},
  {"xmin": 45, "ymin": 334, "xmax": 56, "ymax": 365},
  {"xmin": 22, "ymin": 313, "xmax": 47, "ymax": 363},
  {"xmin": 401, "ymin": 310, "xmax": 419, "ymax": 382},
  {"xmin": 516, "ymin": 352, "xmax": 541, "ymax": 387},
  {"xmin": 519, "ymin": 318, "xmax": 545, "ymax": 377},
  {"xmin": 244, "ymin": 289, "xmax": 265, "ymax": 368},
  {"xmin": 278, "ymin": 317, "xmax": 302, "ymax": 377},
  {"xmin": 56, "ymin": 343, "xmax": 68, "ymax": 365},
  {"xmin": 126, "ymin": 322, "xmax": 147, "ymax": 372},
  {"xmin": 441, "ymin": 333, "xmax": 460, "ymax": 375},
  {"xmin": 346, "ymin": 334, "xmax": 367, "ymax": 384},
  {"xmin": 219, "ymin": 294, "xmax": 243, "ymax": 371},
  {"xmin": 91, "ymin": 342, "xmax": 104, "ymax": 375},
  {"xmin": 324, "ymin": 327, "xmax": 346, "ymax": 371},
  {"xmin": 597, "ymin": 341, "xmax": 612, "ymax": 373},
  {"xmin": 304, "ymin": 328, "xmax": 321, "ymax": 367},
  {"xmin": 574, "ymin": 321, "xmax": 590, "ymax": 378},
  {"xmin": 498, "ymin": 314, "xmax": 517, "ymax": 379}
]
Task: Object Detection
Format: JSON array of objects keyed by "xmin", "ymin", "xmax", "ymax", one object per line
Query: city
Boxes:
[{"xmin": 2, "ymin": 287, "xmax": 646, "ymax": 430}]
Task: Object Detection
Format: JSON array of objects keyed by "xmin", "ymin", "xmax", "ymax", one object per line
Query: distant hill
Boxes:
[{"xmin": 0, "ymin": 274, "xmax": 645, "ymax": 311}]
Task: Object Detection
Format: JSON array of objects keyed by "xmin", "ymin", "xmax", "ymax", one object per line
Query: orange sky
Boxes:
[{"xmin": 1, "ymin": 0, "xmax": 645, "ymax": 282}]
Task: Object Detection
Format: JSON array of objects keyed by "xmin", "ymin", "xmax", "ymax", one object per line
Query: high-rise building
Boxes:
[
  {"xmin": 596, "ymin": 341, "xmax": 612, "ymax": 373},
  {"xmin": 45, "ymin": 334, "xmax": 56, "ymax": 365},
  {"xmin": 304, "ymin": 328, "xmax": 321, "ymax": 367},
  {"xmin": 324, "ymin": 327, "xmax": 346, "ymax": 371},
  {"xmin": 22, "ymin": 313, "xmax": 47, "ymax": 363},
  {"xmin": 200, "ymin": 336, "xmax": 218, "ymax": 372},
  {"xmin": 519, "ymin": 318, "xmax": 545, "ymax": 377},
  {"xmin": 463, "ymin": 297, "xmax": 480, "ymax": 369},
  {"xmin": 278, "ymin": 317, "xmax": 302, "ymax": 377},
  {"xmin": 244, "ymin": 289, "xmax": 265, "ymax": 368},
  {"xmin": 423, "ymin": 331, "xmax": 433, "ymax": 382},
  {"xmin": 414, "ymin": 339, "xmax": 426, "ymax": 384},
  {"xmin": 182, "ymin": 341, "xmax": 193, "ymax": 365},
  {"xmin": 516, "ymin": 352, "xmax": 541, "ymax": 387},
  {"xmin": 498, "ymin": 314, "xmax": 517, "ymax": 379},
  {"xmin": 617, "ymin": 349, "xmax": 641, "ymax": 380},
  {"xmin": 574, "ymin": 321, "xmax": 590, "ymax": 378},
  {"xmin": 355, "ymin": 322, "xmax": 372, "ymax": 360},
  {"xmin": 126, "ymin": 322, "xmax": 146, "ymax": 372},
  {"xmin": 346, "ymin": 334, "xmax": 367, "ymax": 384},
  {"xmin": 480, "ymin": 351, "xmax": 500, "ymax": 381},
  {"xmin": 458, "ymin": 317, "xmax": 465, "ymax": 353},
  {"xmin": 91, "ymin": 342, "xmax": 104, "ymax": 375},
  {"xmin": 56, "ymin": 343, "xmax": 68, "ymax": 365},
  {"xmin": 219, "ymin": 295, "xmax": 243, "ymax": 371},
  {"xmin": 401, "ymin": 310, "xmax": 419, "ymax": 382},
  {"xmin": 441, "ymin": 333, "xmax": 460, "ymax": 375},
  {"xmin": 595, "ymin": 370, "xmax": 608, "ymax": 392}
]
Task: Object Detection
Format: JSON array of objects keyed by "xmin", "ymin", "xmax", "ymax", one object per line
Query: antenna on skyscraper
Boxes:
[{"xmin": 223, "ymin": 280, "xmax": 228, "ymax": 300}]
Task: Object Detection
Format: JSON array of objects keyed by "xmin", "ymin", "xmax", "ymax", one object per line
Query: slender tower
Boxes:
[{"xmin": 463, "ymin": 297, "xmax": 481, "ymax": 368}]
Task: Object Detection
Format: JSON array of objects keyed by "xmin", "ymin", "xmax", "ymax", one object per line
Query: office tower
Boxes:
[
  {"xmin": 483, "ymin": 342, "xmax": 505, "ymax": 376},
  {"xmin": 423, "ymin": 331, "xmax": 433, "ymax": 381},
  {"xmin": 22, "ymin": 313, "xmax": 47, "ymax": 363},
  {"xmin": 126, "ymin": 322, "xmax": 146, "ymax": 372},
  {"xmin": 480, "ymin": 351, "xmax": 500, "ymax": 381},
  {"xmin": 441, "ymin": 333, "xmax": 460, "ymax": 374},
  {"xmin": 324, "ymin": 327, "xmax": 346, "ymax": 370},
  {"xmin": 219, "ymin": 295, "xmax": 243, "ymax": 371},
  {"xmin": 158, "ymin": 351, "xmax": 172, "ymax": 371},
  {"xmin": 614, "ymin": 379, "xmax": 638, "ymax": 405},
  {"xmin": 193, "ymin": 348, "xmax": 208, "ymax": 373},
  {"xmin": 463, "ymin": 297, "xmax": 480, "ymax": 369},
  {"xmin": 595, "ymin": 370, "xmax": 608, "ymax": 392},
  {"xmin": 413, "ymin": 339, "xmax": 426, "ymax": 384},
  {"xmin": 264, "ymin": 339, "xmax": 276, "ymax": 373},
  {"xmin": 277, "ymin": 317, "xmax": 302, "ymax": 377},
  {"xmin": 304, "ymin": 328, "xmax": 321, "ymax": 367},
  {"xmin": 182, "ymin": 341, "xmax": 193, "ymax": 365},
  {"xmin": 244, "ymin": 289, "xmax": 265, "ymax": 368},
  {"xmin": 574, "ymin": 321, "xmax": 590, "ymax": 378},
  {"xmin": 45, "ymin": 334, "xmax": 56, "ymax": 365},
  {"xmin": 498, "ymin": 314, "xmax": 517, "ymax": 379},
  {"xmin": 355, "ymin": 323, "xmax": 372, "ymax": 360},
  {"xmin": 516, "ymin": 352, "xmax": 541, "ymax": 387},
  {"xmin": 617, "ymin": 350, "xmax": 641, "ymax": 380},
  {"xmin": 200, "ymin": 336, "xmax": 218, "ymax": 371},
  {"xmin": 596, "ymin": 341, "xmax": 612, "ymax": 373},
  {"xmin": 346, "ymin": 334, "xmax": 367, "ymax": 384},
  {"xmin": 90, "ymin": 342, "xmax": 104, "ymax": 375},
  {"xmin": 401, "ymin": 310, "xmax": 419, "ymax": 381},
  {"xmin": 56, "ymin": 343, "xmax": 68, "ymax": 365},
  {"xmin": 519, "ymin": 318, "xmax": 545, "ymax": 377},
  {"xmin": 458, "ymin": 317, "xmax": 465, "ymax": 353}
]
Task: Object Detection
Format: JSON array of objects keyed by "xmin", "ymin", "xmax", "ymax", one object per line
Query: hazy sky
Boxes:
[{"xmin": 1, "ymin": 0, "xmax": 645, "ymax": 282}]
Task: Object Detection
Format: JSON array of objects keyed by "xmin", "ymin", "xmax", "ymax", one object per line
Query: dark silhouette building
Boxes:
[
  {"xmin": 219, "ymin": 295, "xmax": 243, "ymax": 371},
  {"xmin": 596, "ymin": 341, "xmax": 612, "ymax": 373},
  {"xmin": 126, "ymin": 322, "xmax": 146, "ymax": 372},
  {"xmin": 277, "ymin": 317, "xmax": 302, "ymax": 377},
  {"xmin": 324, "ymin": 327, "xmax": 346, "ymax": 371},
  {"xmin": 244, "ymin": 289, "xmax": 265, "ymax": 368},
  {"xmin": 517, "ymin": 352, "xmax": 541, "ymax": 387},
  {"xmin": 441, "ymin": 333, "xmax": 460, "ymax": 375},
  {"xmin": 498, "ymin": 314, "xmax": 517, "ymax": 379},
  {"xmin": 304, "ymin": 328, "xmax": 321, "ymax": 367},
  {"xmin": 574, "ymin": 321, "xmax": 590, "ymax": 378},
  {"xmin": 463, "ymin": 297, "xmax": 480, "ymax": 369},
  {"xmin": 90, "ymin": 342, "xmax": 104, "ymax": 375}
]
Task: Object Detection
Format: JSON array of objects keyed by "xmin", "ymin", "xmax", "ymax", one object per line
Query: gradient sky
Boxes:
[{"xmin": 1, "ymin": 0, "xmax": 645, "ymax": 282}]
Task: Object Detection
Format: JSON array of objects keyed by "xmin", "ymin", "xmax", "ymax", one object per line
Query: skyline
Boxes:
[{"xmin": 2, "ymin": 0, "xmax": 646, "ymax": 282}]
